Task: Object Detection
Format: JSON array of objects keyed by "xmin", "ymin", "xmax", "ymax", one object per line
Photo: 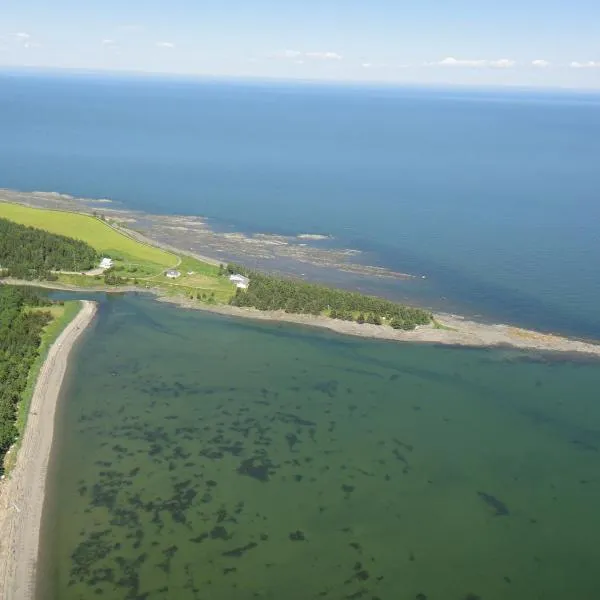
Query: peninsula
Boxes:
[{"xmin": 1, "ymin": 197, "xmax": 600, "ymax": 358}]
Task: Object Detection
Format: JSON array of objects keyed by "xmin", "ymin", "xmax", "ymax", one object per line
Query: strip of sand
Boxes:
[
  {"xmin": 158, "ymin": 297, "xmax": 600, "ymax": 358},
  {"xmin": 4, "ymin": 278, "xmax": 600, "ymax": 357},
  {"xmin": 0, "ymin": 300, "xmax": 97, "ymax": 600}
]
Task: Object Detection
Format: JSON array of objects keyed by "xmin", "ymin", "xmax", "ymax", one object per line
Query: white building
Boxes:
[
  {"xmin": 99, "ymin": 257, "xmax": 113, "ymax": 270},
  {"xmin": 229, "ymin": 274, "xmax": 250, "ymax": 289},
  {"xmin": 165, "ymin": 269, "xmax": 181, "ymax": 279}
]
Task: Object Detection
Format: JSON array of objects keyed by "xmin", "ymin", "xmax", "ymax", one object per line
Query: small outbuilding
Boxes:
[
  {"xmin": 229, "ymin": 274, "xmax": 250, "ymax": 290},
  {"xmin": 165, "ymin": 269, "xmax": 181, "ymax": 279},
  {"xmin": 99, "ymin": 257, "xmax": 114, "ymax": 270}
]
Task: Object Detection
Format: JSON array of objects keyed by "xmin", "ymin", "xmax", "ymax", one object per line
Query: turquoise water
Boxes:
[
  {"xmin": 1, "ymin": 73, "xmax": 600, "ymax": 337},
  {"xmin": 37, "ymin": 294, "xmax": 600, "ymax": 599}
]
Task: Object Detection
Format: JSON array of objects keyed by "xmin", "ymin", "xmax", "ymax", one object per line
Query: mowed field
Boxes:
[
  {"xmin": 0, "ymin": 202, "xmax": 176, "ymax": 269},
  {"xmin": 0, "ymin": 201, "xmax": 235, "ymax": 300}
]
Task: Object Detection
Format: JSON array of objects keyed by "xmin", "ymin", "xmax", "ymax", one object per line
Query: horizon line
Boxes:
[{"xmin": 2, "ymin": 64, "xmax": 600, "ymax": 95}]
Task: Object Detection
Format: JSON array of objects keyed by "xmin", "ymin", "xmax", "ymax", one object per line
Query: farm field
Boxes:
[
  {"xmin": 0, "ymin": 202, "xmax": 236, "ymax": 300},
  {"xmin": 0, "ymin": 202, "xmax": 176, "ymax": 273}
]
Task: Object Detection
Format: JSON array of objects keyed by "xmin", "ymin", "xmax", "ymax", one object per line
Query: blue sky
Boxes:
[{"xmin": 1, "ymin": 0, "xmax": 600, "ymax": 87}]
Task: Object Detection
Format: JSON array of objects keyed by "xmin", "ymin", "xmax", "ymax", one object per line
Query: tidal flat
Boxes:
[{"xmin": 37, "ymin": 294, "xmax": 600, "ymax": 600}]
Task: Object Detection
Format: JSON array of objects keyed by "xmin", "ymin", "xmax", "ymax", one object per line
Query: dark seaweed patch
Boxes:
[
  {"xmin": 285, "ymin": 432, "xmax": 300, "ymax": 452},
  {"xmin": 477, "ymin": 492, "xmax": 510, "ymax": 516},
  {"xmin": 237, "ymin": 456, "xmax": 277, "ymax": 482},
  {"xmin": 222, "ymin": 542, "xmax": 258, "ymax": 557},
  {"xmin": 210, "ymin": 526, "xmax": 231, "ymax": 540},
  {"xmin": 275, "ymin": 412, "xmax": 316, "ymax": 427}
]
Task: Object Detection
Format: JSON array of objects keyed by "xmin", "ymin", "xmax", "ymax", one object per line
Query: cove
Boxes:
[{"xmin": 37, "ymin": 293, "xmax": 600, "ymax": 599}]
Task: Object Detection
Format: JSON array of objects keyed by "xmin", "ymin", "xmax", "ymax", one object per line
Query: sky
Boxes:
[{"xmin": 1, "ymin": 0, "xmax": 600, "ymax": 88}]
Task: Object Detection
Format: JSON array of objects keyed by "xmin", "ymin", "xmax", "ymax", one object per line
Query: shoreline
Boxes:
[
  {"xmin": 0, "ymin": 300, "xmax": 97, "ymax": 600},
  {"xmin": 3, "ymin": 278, "xmax": 600, "ymax": 358},
  {"xmin": 3, "ymin": 191, "xmax": 600, "ymax": 358},
  {"xmin": 158, "ymin": 295, "xmax": 600, "ymax": 358}
]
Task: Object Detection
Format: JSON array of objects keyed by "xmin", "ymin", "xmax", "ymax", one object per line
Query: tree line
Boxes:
[
  {"xmin": 226, "ymin": 264, "xmax": 432, "ymax": 329},
  {"xmin": 0, "ymin": 286, "xmax": 53, "ymax": 470},
  {"xmin": 0, "ymin": 218, "xmax": 98, "ymax": 280}
]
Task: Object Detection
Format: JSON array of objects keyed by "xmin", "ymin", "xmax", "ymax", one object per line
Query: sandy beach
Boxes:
[{"xmin": 0, "ymin": 300, "xmax": 97, "ymax": 600}]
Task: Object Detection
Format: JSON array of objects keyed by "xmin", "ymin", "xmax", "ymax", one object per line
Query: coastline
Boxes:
[
  {"xmin": 158, "ymin": 295, "xmax": 600, "ymax": 358},
  {"xmin": 0, "ymin": 300, "xmax": 97, "ymax": 600},
  {"xmin": 3, "ymin": 192, "xmax": 600, "ymax": 358},
  {"xmin": 3, "ymin": 277, "xmax": 600, "ymax": 358}
]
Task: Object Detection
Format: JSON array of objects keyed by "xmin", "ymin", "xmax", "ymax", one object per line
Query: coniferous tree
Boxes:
[{"xmin": 0, "ymin": 218, "xmax": 98, "ymax": 279}]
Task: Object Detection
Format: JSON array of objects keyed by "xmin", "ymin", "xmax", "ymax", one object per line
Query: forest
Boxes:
[
  {"xmin": 0, "ymin": 286, "xmax": 52, "ymax": 470},
  {"xmin": 0, "ymin": 217, "xmax": 98, "ymax": 279},
  {"xmin": 226, "ymin": 264, "xmax": 432, "ymax": 329}
]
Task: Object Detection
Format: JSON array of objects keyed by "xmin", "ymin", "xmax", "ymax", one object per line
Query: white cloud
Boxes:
[
  {"xmin": 156, "ymin": 41, "xmax": 175, "ymax": 49},
  {"xmin": 304, "ymin": 51, "xmax": 343, "ymax": 61},
  {"xmin": 429, "ymin": 57, "xmax": 515, "ymax": 68},
  {"xmin": 275, "ymin": 49, "xmax": 302, "ymax": 59},
  {"xmin": 532, "ymin": 59, "xmax": 551, "ymax": 68},
  {"xmin": 102, "ymin": 39, "xmax": 117, "ymax": 46},
  {"xmin": 274, "ymin": 49, "xmax": 343, "ymax": 61},
  {"xmin": 437, "ymin": 57, "xmax": 487, "ymax": 67},
  {"xmin": 12, "ymin": 32, "xmax": 39, "ymax": 49},
  {"xmin": 493, "ymin": 59, "xmax": 515, "ymax": 68},
  {"xmin": 360, "ymin": 62, "xmax": 392, "ymax": 70},
  {"xmin": 570, "ymin": 61, "xmax": 600, "ymax": 69}
]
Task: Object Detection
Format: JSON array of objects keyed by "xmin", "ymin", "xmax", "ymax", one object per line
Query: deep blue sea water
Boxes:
[{"xmin": 1, "ymin": 71, "xmax": 600, "ymax": 337}]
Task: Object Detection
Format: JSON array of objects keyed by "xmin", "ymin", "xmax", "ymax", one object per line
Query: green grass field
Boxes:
[
  {"xmin": 0, "ymin": 201, "xmax": 236, "ymax": 301},
  {"xmin": 0, "ymin": 202, "xmax": 177, "ymax": 271}
]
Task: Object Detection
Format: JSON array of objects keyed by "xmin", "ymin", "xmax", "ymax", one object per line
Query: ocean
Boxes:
[
  {"xmin": 1, "ymin": 71, "xmax": 600, "ymax": 337},
  {"xmin": 2, "ymin": 71, "xmax": 598, "ymax": 600},
  {"xmin": 36, "ymin": 293, "xmax": 600, "ymax": 600}
]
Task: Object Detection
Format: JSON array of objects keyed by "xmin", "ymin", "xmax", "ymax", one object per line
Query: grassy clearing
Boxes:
[
  {"xmin": 57, "ymin": 273, "xmax": 113, "ymax": 288},
  {"xmin": 0, "ymin": 202, "xmax": 176, "ymax": 271},
  {"xmin": 0, "ymin": 201, "xmax": 237, "ymax": 302},
  {"xmin": 4, "ymin": 300, "xmax": 82, "ymax": 473}
]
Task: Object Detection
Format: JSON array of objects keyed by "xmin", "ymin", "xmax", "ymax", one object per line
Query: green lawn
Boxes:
[{"xmin": 155, "ymin": 256, "xmax": 235, "ymax": 303}]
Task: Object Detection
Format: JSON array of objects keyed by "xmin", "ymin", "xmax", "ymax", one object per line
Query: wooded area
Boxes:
[
  {"xmin": 226, "ymin": 264, "xmax": 432, "ymax": 329},
  {"xmin": 0, "ymin": 217, "xmax": 98, "ymax": 279},
  {"xmin": 0, "ymin": 286, "xmax": 52, "ymax": 469}
]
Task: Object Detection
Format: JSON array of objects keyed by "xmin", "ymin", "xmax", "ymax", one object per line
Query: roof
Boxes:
[{"xmin": 229, "ymin": 274, "xmax": 250, "ymax": 283}]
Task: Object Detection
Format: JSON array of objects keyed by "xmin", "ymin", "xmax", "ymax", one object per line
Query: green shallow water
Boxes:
[{"xmin": 37, "ymin": 294, "xmax": 600, "ymax": 600}]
